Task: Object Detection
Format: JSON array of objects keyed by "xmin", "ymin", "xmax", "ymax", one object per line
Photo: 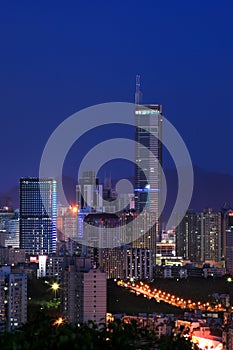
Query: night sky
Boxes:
[{"xmin": 0, "ymin": 0, "xmax": 232, "ymax": 193}]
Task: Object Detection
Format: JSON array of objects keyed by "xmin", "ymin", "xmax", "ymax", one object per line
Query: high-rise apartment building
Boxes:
[
  {"xmin": 202, "ymin": 208, "xmax": 221, "ymax": 262},
  {"xmin": 61, "ymin": 257, "xmax": 106, "ymax": 325},
  {"xmin": 20, "ymin": 178, "xmax": 57, "ymax": 255},
  {"xmin": 98, "ymin": 247, "xmax": 127, "ymax": 279},
  {"xmin": 126, "ymin": 248, "xmax": 153, "ymax": 280},
  {"xmin": 223, "ymin": 209, "xmax": 233, "ymax": 275},
  {"xmin": 176, "ymin": 210, "xmax": 202, "ymax": 262},
  {"xmin": 0, "ymin": 266, "xmax": 27, "ymax": 332},
  {"xmin": 176, "ymin": 209, "xmax": 221, "ymax": 264}
]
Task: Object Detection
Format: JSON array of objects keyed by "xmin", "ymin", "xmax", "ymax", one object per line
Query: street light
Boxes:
[
  {"xmin": 51, "ymin": 282, "xmax": 60, "ymax": 299},
  {"xmin": 53, "ymin": 317, "xmax": 64, "ymax": 326}
]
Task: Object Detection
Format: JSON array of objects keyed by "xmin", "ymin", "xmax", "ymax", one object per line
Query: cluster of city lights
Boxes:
[{"xmin": 117, "ymin": 280, "xmax": 226, "ymax": 312}]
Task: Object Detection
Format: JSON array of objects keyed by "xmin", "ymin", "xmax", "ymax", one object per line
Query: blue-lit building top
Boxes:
[{"xmin": 20, "ymin": 178, "xmax": 57, "ymax": 255}]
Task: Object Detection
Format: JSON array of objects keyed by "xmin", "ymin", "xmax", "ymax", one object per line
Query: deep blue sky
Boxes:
[{"xmin": 0, "ymin": 0, "xmax": 232, "ymax": 192}]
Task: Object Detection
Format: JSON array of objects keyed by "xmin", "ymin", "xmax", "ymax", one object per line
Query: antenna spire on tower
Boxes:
[{"xmin": 135, "ymin": 74, "xmax": 142, "ymax": 104}]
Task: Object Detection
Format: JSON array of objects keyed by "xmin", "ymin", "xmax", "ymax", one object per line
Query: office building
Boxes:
[
  {"xmin": 76, "ymin": 171, "xmax": 103, "ymax": 212},
  {"xmin": 0, "ymin": 208, "xmax": 19, "ymax": 248},
  {"xmin": 20, "ymin": 178, "xmax": 57, "ymax": 255},
  {"xmin": 134, "ymin": 77, "xmax": 163, "ymax": 259}
]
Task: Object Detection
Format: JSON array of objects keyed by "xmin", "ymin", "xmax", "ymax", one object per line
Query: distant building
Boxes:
[
  {"xmin": 57, "ymin": 205, "xmax": 78, "ymax": 242},
  {"xmin": 37, "ymin": 255, "xmax": 64, "ymax": 281},
  {"xmin": 45, "ymin": 256, "xmax": 64, "ymax": 281},
  {"xmin": 134, "ymin": 101, "xmax": 163, "ymax": 243},
  {"xmin": 176, "ymin": 210, "xmax": 202, "ymax": 262},
  {"xmin": 131, "ymin": 211, "xmax": 157, "ymax": 257},
  {"xmin": 222, "ymin": 209, "xmax": 233, "ymax": 275},
  {"xmin": 126, "ymin": 248, "xmax": 153, "ymax": 280},
  {"xmin": 176, "ymin": 209, "xmax": 221, "ymax": 264},
  {"xmin": 61, "ymin": 257, "xmax": 106, "ymax": 325},
  {"xmin": 98, "ymin": 247, "xmax": 127, "ymax": 279},
  {"xmin": 0, "ymin": 266, "xmax": 27, "ymax": 332},
  {"xmin": 163, "ymin": 266, "xmax": 188, "ymax": 279},
  {"xmin": 0, "ymin": 207, "xmax": 19, "ymax": 248},
  {"xmin": 122, "ymin": 314, "xmax": 172, "ymax": 338},
  {"xmin": 175, "ymin": 319, "xmax": 222, "ymax": 350},
  {"xmin": 76, "ymin": 171, "xmax": 103, "ymax": 212},
  {"xmin": 83, "ymin": 213, "xmax": 121, "ymax": 248},
  {"xmin": 0, "ymin": 246, "xmax": 9, "ymax": 265},
  {"xmin": 20, "ymin": 178, "xmax": 57, "ymax": 255},
  {"xmin": 0, "ymin": 247, "xmax": 25, "ymax": 265},
  {"xmin": 5, "ymin": 216, "xmax": 20, "ymax": 248},
  {"xmin": 222, "ymin": 327, "xmax": 233, "ymax": 350}
]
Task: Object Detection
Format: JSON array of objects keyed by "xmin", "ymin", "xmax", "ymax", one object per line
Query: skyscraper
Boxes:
[
  {"xmin": 20, "ymin": 178, "xmax": 57, "ymax": 255},
  {"xmin": 134, "ymin": 76, "xmax": 163, "ymax": 251}
]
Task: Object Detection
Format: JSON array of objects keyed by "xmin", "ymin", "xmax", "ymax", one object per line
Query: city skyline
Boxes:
[
  {"xmin": 0, "ymin": 2, "xmax": 232, "ymax": 348},
  {"xmin": 0, "ymin": 0, "xmax": 232, "ymax": 194}
]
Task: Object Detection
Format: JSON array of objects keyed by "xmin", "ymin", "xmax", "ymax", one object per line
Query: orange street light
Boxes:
[{"xmin": 53, "ymin": 317, "xmax": 65, "ymax": 326}]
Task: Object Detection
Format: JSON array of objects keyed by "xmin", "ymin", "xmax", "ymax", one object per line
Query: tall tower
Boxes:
[
  {"xmin": 134, "ymin": 76, "xmax": 163, "ymax": 241},
  {"xmin": 20, "ymin": 178, "xmax": 57, "ymax": 255}
]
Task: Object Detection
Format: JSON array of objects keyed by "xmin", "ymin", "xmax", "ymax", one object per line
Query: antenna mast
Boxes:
[{"xmin": 135, "ymin": 74, "xmax": 142, "ymax": 104}]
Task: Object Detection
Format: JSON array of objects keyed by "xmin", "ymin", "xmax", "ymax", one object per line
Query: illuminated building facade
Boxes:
[
  {"xmin": 126, "ymin": 248, "xmax": 153, "ymax": 280},
  {"xmin": 76, "ymin": 171, "xmax": 103, "ymax": 212},
  {"xmin": 224, "ymin": 210, "xmax": 233, "ymax": 275},
  {"xmin": 0, "ymin": 208, "xmax": 19, "ymax": 248},
  {"xmin": 61, "ymin": 257, "xmax": 106, "ymax": 325},
  {"xmin": 134, "ymin": 104, "xmax": 162, "ymax": 243},
  {"xmin": 0, "ymin": 266, "xmax": 27, "ymax": 332},
  {"xmin": 98, "ymin": 247, "xmax": 127, "ymax": 279},
  {"xmin": 57, "ymin": 205, "xmax": 78, "ymax": 242},
  {"xmin": 176, "ymin": 209, "xmax": 221, "ymax": 264},
  {"xmin": 130, "ymin": 211, "xmax": 157, "ymax": 260},
  {"xmin": 20, "ymin": 178, "xmax": 57, "ymax": 255}
]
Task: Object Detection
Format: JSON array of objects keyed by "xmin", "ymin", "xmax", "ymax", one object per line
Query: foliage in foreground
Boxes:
[{"xmin": 0, "ymin": 315, "xmax": 195, "ymax": 350}]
